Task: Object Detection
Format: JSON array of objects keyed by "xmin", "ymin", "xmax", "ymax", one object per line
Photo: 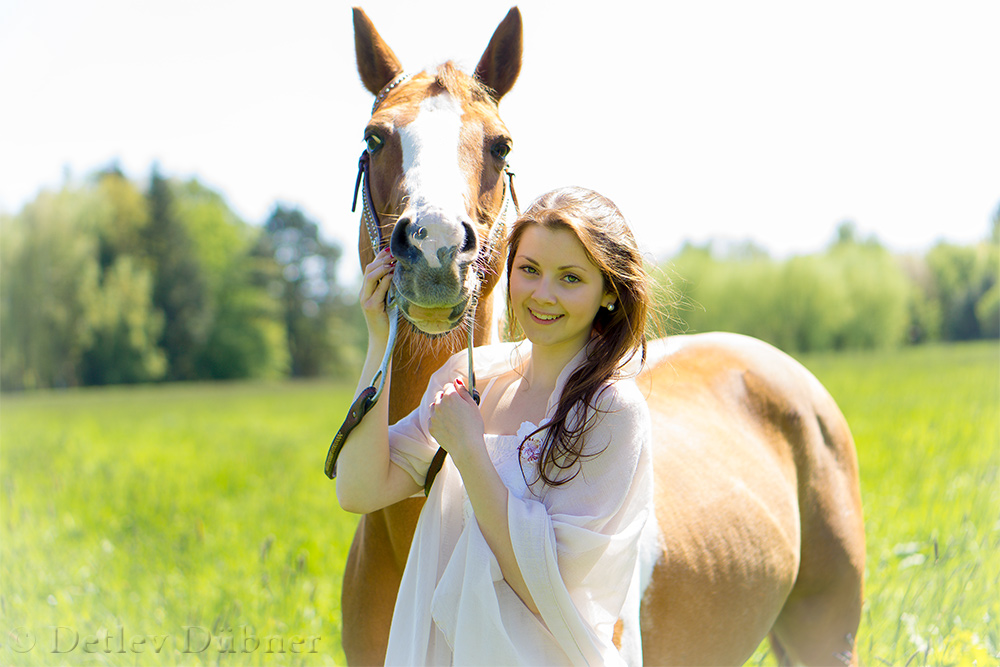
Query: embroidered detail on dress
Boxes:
[{"xmin": 516, "ymin": 420, "xmax": 544, "ymax": 463}]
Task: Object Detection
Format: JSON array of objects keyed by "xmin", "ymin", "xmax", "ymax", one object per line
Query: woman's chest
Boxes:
[
  {"xmin": 480, "ymin": 374, "xmax": 551, "ymax": 436},
  {"xmin": 476, "ymin": 426, "xmax": 544, "ymax": 504}
]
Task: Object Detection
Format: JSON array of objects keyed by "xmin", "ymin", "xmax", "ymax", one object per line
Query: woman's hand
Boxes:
[
  {"xmin": 360, "ymin": 248, "xmax": 396, "ymax": 344},
  {"xmin": 428, "ymin": 378, "xmax": 486, "ymax": 467}
]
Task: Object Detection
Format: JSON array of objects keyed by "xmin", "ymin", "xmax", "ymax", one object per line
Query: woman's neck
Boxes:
[{"xmin": 522, "ymin": 339, "xmax": 587, "ymax": 393}]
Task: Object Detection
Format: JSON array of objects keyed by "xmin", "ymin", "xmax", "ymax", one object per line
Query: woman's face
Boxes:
[{"xmin": 509, "ymin": 225, "xmax": 611, "ymax": 357}]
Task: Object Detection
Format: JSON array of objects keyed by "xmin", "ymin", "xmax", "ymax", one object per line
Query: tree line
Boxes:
[
  {"xmin": 1, "ymin": 165, "xmax": 364, "ymax": 390},
  {"xmin": 1, "ymin": 166, "xmax": 996, "ymax": 390},
  {"xmin": 660, "ymin": 219, "xmax": 998, "ymax": 352}
]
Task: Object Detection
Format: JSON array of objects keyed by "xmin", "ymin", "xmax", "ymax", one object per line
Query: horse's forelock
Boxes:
[{"xmin": 432, "ymin": 62, "xmax": 494, "ymax": 107}]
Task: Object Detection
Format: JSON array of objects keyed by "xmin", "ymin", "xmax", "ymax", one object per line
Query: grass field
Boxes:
[{"xmin": 2, "ymin": 342, "xmax": 997, "ymax": 666}]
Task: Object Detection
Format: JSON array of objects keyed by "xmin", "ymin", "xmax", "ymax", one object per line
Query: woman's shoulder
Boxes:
[{"xmin": 594, "ymin": 374, "xmax": 647, "ymax": 416}]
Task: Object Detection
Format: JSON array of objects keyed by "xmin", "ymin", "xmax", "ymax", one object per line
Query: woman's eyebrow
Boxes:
[{"xmin": 518, "ymin": 255, "xmax": 588, "ymax": 272}]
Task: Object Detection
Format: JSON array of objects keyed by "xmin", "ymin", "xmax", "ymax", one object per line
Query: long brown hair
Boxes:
[{"xmin": 505, "ymin": 187, "xmax": 651, "ymax": 487}]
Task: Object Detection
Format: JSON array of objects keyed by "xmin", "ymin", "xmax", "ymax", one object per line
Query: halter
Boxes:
[{"xmin": 325, "ymin": 100, "xmax": 519, "ymax": 494}]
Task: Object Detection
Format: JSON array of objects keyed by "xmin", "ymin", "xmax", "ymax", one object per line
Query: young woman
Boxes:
[{"xmin": 336, "ymin": 187, "xmax": 656, "ymax": 666}]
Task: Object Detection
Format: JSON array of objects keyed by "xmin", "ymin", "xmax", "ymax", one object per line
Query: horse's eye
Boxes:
[
  {"xmin": 491, "ymin": 140, "xmax": 511, "ymax": 160},
  {"xmin": 365, "ymin": 134, "xmax": 385, "ymax": 153}
]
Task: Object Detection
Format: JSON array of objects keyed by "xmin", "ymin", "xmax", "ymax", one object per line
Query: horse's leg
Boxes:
[
  {"xmin": 341, "ymin": 512, "xmax": 400, "ymax": 666},
  {"xmin": 341, "ymin": 500, "xmax": 425, "ymax": 666},
  {"xmin": 769, "ymin": 408, "xmax": 865, "ymax": 666}
]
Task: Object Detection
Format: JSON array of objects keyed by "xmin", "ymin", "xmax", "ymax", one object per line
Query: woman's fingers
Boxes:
[
  {"xmin": 360, "ymin": 248, "xmax": 396, "ymax": 307},
  {"xmin": 430, "ymin": 382, "xmax": 477, "ymax": 411},
  {"xmin": 453, "ymin": 378, "xmax": 479, "ymax": 407},
  {"xmin": 359, "ymin": 249, "xmax": 397, "ymax": 342}
]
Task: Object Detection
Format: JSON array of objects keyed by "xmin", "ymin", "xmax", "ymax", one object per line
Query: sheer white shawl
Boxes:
[{"xmin": 384, "ymin": 341, "xmax": 654, "ymax": 666}]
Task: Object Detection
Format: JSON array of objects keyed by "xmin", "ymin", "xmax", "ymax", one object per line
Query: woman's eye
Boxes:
[
  {"xmin": 365, "ymin": 134, "xmax": 384, "ymax": 153},
  {"xmin": 518, "ymin": 264, "xmax": 537, "ymax": 275},
  {"xmin": 563, "ymin": 274, "xmax": 581, "ymax": 284},
  {"xmin": 491, "ymin": 140, "xmax": 511, "ymax": 160}
]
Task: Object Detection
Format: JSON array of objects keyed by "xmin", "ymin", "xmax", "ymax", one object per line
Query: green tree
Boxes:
[
  {"xmin": 665, "ymin": 232, "xmax": 911, "ymax": 353},
  {"xmin": 926, "ymin": 237, "xmax": 997, "ymax": 341},
  {"xmin": 256, "ymin": 205, "xmax": 354, "ymax": 377},
  {"xmin": 772, "ymin": 255, "xmax": 851, "ymax": 352},
  {"xmin": 827, "ymin": 239, "xmax": 910, "ymax": 349},
  {"xmin": 899, "ymin": 253, "xmax": 944, "ymax": 343},
  {"xmin": 79, "ymin": 256, "xmax": 167, "ymax": 385},
  {"xmin": 172, "ymin": 179, "xmax": 289, "ymax": 379},
  {"xmin": 144, "ymin": 165, "xmax": 211, "ymax": 380},
  {"xmin": 0, "ymin": 188, "xmax": 99, "ymax": 389},
  {"xmin": 70, "ymin": 170, "xmax": 168, "ymax": 384},
  {"xmin": 1, "ymin": 166, "xmax": 359, "ymax": 388}
]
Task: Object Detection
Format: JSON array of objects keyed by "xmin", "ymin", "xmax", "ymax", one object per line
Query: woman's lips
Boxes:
[{"xmin": 528, "ymin": 308, "xmax": 563, "ymax": 324}]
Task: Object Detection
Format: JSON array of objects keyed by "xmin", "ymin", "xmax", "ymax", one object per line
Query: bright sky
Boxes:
[{"xmin": 2, "ymin": 0, "xmax": 997, "ymax": 282}]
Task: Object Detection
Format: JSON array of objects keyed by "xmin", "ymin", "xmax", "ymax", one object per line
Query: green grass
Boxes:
[
  {"xmin": 2, "ymin": 343, "xmax": 998, "ymax": 665},
  {"xmin": 1, "ymin": 380, "xmax": 360, "ymax": 665}
]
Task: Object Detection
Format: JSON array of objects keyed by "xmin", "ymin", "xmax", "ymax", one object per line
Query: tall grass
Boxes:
[
  {"xmin": 2, "ymin": 381, "xmax": 359, "ymax": 665},
  {"xmin": 2, "ymin": 343, "xmax": 998, "ymax": 665}
]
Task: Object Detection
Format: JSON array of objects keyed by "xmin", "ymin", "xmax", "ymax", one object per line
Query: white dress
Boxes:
[{"xmin": 385, "ymin": 340, "xmax": 654, "ymax": 666}]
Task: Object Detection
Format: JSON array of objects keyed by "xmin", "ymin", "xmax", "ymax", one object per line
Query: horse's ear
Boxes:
[
  {"xmin": 475, "ymin": 7, "xmax": 522, "ymax": 102},
  {"xmin": 353, "ymin": 7, "xmax": 404, "ymax": 95}
]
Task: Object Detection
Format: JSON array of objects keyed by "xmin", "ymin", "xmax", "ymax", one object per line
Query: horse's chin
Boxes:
[{"xmin": 396, "ymin": 294, "xmax": 470, "ymax": 337}]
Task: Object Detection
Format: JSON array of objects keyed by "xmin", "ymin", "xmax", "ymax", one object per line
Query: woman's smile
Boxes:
[{"xmin": 527, "ymin": 308, "xmax": 563, "ymax": 323}]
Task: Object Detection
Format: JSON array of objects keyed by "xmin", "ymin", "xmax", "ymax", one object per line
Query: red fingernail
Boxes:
[{"xmin": 455, "ymin": 378, "xmax": 463, "ymax": 386}]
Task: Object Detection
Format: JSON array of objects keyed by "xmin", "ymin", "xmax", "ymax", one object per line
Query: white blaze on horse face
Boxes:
[{"xmin": 398, "ymin": 92, "xmax": 470, "ymax": 269}]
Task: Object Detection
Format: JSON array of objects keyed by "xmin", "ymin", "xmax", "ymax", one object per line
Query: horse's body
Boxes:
[{"xmin": 339, "ymin": 7, "xmax": 864, "ymax": 665}]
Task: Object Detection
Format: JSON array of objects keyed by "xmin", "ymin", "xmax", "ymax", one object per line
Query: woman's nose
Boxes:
[{"xmin": 532, "ymin": 279, "xmax": 556, "ymax": 304}]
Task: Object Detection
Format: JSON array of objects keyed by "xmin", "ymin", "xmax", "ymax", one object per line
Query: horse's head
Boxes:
[{"xmin": 353, "ymin": 7, "xmax": 522, "ymax": 336}]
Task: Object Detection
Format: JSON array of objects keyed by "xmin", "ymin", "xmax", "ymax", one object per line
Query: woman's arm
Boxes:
[
  {"xmin": 461, "ymin": 448, "xmax": 541, "ymax": 615},
  {"xmin": 335, "ymin": 249, "xmax": 423, "ymax": 514},
  {"xmin": 428, "ymin": 380, "xmax": 539, "ymax": 614}
]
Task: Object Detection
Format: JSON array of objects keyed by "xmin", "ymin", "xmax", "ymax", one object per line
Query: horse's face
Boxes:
[
  {"xmin": 353, "ymin": 8, "xmax": 522, "ymax": 335},
  {"xmin": 365, "ymin": 67, "xmax": 513, "ymax": 334}
]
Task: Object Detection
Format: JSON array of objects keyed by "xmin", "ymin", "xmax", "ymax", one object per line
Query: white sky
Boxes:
[{"xmin": 1, "ymin": 0, "xmax": 997, "ymax": 283}]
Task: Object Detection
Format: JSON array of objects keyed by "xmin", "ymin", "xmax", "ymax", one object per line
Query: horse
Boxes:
[{"xmin": 338, "ymin": 7, "xmax": 865, "ymax": 666}]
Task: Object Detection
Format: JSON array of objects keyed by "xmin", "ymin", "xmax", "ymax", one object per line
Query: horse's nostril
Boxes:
[
  {"xmin": 460, "ymin": 221, "xmax": 477, "ymax": 256},
  {"xmin": 390, "ymin": 217, "xmax": 412, "ymax": 259}
]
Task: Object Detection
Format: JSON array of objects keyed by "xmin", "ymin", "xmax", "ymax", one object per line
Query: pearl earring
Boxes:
[{"xmin": 607, "ymin": 302, "xmax": 615, "ymax": 311}]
